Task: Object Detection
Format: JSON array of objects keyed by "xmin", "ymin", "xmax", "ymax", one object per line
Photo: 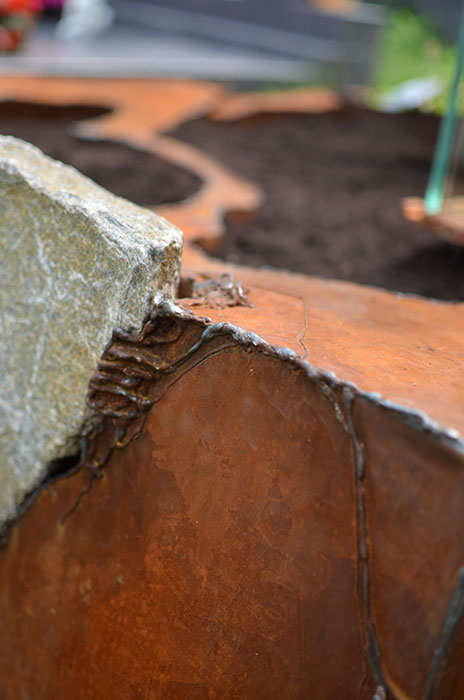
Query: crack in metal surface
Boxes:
[
  {"xmin": 59, "ymin": 473, "xmax": 96, "ymax": 525},
  {"xmin": 296, "ymin": 294, "xmax": 309, "ymax": 360}
]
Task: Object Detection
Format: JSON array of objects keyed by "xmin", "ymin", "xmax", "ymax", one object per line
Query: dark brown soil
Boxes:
[
  {"xmin": 170, "ymin": 107, "xmax": 464, "ymax": 301},
  {"xmin": 0, "ymin": 101, "xmax": 201, "ymax": 207}
]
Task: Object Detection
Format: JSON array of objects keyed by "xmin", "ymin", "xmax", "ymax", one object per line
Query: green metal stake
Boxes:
[{"xmin": 424, "ymin": 7, "xmax": 464, "ymax": 215}]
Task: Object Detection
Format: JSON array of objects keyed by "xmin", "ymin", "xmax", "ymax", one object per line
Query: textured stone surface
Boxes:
[{"xmin": 0, "ymin": 135, "xmax": 182, "ymax": 526}]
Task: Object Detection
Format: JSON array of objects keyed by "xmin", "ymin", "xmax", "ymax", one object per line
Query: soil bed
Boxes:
[
  {"xmin": 0, "ymin": 101, "xmax": 201, "ymax": 207},
  {"xmin": 170, "ymin": 107, "xmax": 464, "ymax": 301}
]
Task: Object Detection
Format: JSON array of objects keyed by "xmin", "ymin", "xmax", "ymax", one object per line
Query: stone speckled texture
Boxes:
[{"xmin": 0, "ymin": 135, "xmax": 182, "ymax": 526}]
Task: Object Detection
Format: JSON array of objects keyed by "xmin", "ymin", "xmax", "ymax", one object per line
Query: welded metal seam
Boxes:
[
  {"xmin": 424, "ymin": 565, "xmax": 464, "ymax": 700},
  {"xmin": 342, "ymin": 386, "xmax": 387, "ymax": 698}
]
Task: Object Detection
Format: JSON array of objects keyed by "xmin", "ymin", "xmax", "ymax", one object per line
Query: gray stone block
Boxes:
[{"xmin": 0, "ymin": 135, "xmax": 182, "ymax": 526}]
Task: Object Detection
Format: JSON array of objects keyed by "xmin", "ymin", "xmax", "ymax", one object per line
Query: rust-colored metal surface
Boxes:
[
  {"xmin": 354, "ymin": 398, "xmax": 464, "ymax": 700},
  {"xmin": 0, "ymin": 76, "xmax": 264, "ymax": 246},
  {"xmin": 0, "ymin": 312, "xmax": 364, "ymax": 699},
  {"xmin": 209, "ymin": 87, "xmax": 342, "ymax": 121},
  {"xmin": 179, "ymin": 258, "xmax": 464, "ymax": 439},
  {"xmin": 2, "ymin": 310, "xmax": 464, "ymax": 699},
  {"xmin": 0, "ymin": 76, "xmax": 225, "ymax": 134},
  {"xmin": 403, "ymin": 195, "xmax": 464, "ymax": 246},
  {"xmin": 1, "ymin": 77, "xmax": 464, "ymax": 698}
]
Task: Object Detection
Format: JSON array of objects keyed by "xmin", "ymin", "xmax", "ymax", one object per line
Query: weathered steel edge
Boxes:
[
  {"xmin": 157, "ymin": 305, "xmax": 464, "ymax": 700},
  {"xmin": 164, "ymin": 301, "xmax": 464, "ymax": 449},
  {"xmin": 1, "ymin": 297, "xmax": 463, "ymax": 698},
  {"xmin": 1, "ymin": 295, "xmax": 462, "ymax": 550}
]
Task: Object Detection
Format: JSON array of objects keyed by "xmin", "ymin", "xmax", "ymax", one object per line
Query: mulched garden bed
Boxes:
[
  {"xmin": 170, "ymin": 107, "xmax": 464, "ymax": 302},
  {"xmin": 0, "ymin": 101, "xmax": 201, "ymax": 207}
]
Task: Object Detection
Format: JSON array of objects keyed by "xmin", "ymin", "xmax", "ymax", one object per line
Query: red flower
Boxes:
[{"xmin": 0, "ymin": 0, "xmax": 42, "ymax": 13}]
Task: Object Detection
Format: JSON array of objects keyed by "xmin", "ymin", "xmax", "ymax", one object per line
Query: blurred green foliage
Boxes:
[{"xmin": 371, "ymin": 8, "xmax": 459, "ymax": 113}]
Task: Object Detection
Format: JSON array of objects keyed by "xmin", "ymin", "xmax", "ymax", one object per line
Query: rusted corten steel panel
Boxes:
[
  {"xmin": 0, "ymin": 314, "xmax": 365, "ymax": 699},
  {"xmin": 1, "ymin": 77, "xmax": 464, "ymax": 698},
  {"xmin": 353, "ymin": 399, "xmax": 464, "ymax": 700},
  {"xmin": 1, "ymin": 310, "xmax": 464, "ymax": 699}
]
